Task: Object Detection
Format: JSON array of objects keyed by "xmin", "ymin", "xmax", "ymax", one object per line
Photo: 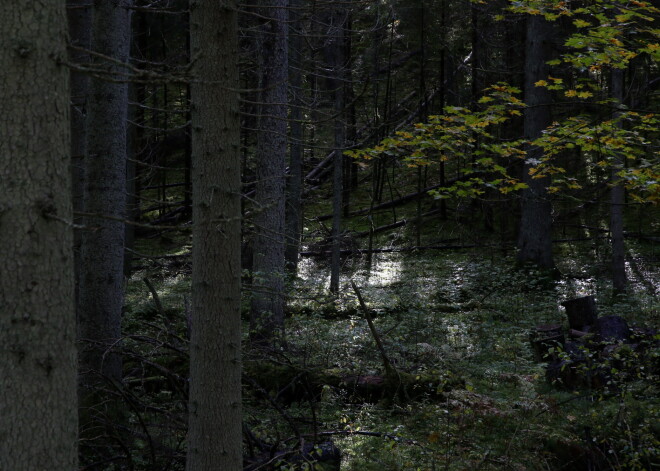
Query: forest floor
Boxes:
[
  {"xmin": 123, "ymin": 232, "xmax": 659, "ymax": 470},
  {"xmin": 118, "ymin": 161, "xmax": 660, "ymax": 470}
]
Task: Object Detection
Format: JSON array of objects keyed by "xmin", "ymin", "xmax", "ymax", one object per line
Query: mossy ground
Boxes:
[
  {"xmin": 121, "ymin": 237, "xmax": 658, "ymax": 470},
  {"xmin": 117, "ymin": 163, "xmax": 660, "ymax": 470}
]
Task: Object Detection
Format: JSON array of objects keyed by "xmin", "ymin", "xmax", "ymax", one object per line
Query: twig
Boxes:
[{"xmin": 351, "ymin": 281, "xmax": 396, "ymax": 378}]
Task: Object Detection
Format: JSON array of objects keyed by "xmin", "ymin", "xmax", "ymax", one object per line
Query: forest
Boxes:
[{"xmin": 0, "ymin": 0, "xmax": 659, "ymax": 470}]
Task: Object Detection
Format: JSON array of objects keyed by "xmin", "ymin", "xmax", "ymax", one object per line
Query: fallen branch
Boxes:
[
  {"xmin": 143, "ymin": 278, "xmax": 165, "ymax": 318},
  {"xmin": 316, "ymin": 173, "xmax": 477, "ymax": 222},
  {"xmin": 351, "ymin": 281, "xmax": 396, "ymax": 378},
  {"xmin": 299, "ymin": 244, "xmax": 481, "ymax": 257},
  {"xmin": 353, "ymin": 208, "xmax": 447, "ymax": 238}
]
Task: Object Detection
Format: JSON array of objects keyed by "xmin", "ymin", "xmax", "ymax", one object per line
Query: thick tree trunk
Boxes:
[
  {"xmin": 610, "ymin": 68, "xmax": 627, "ymax": 293},
  {"xmin": 78, "ymin": 0, "xmax": 132, "ymax": 389},
  {"xmin": 517, "ymin": 15, "xmax": 555, "ymax": 270},
  {"xmin": 285, "ymin": 0, "xmax": 304, "ymax": 274},
  {"xmin": 186, "ymin": 1, "xmax": 243, "ymax": 470},
  {"xmin": 0, "ymin": 3, "xmax": 77, "ymax": 469},
  {"xmin": 251, "ymin": 0, "xmax": 289, "ymax": 344}
]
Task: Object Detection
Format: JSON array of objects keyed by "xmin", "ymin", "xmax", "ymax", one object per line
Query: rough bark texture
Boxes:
[
  {"xmin": 330, "ymin": 7, "xmax": 346, "ymax": 294},
  {"xmin": 609, "ymin": 68, "xmax": 627, "ymax": 293},
  {"xmin": 285, "ymin": 0, "xmax": 304, "ymax": 274},
  {"xmin": 186, "ymin": 1, "xmax": 243, "ymax": 469},
  {"xmin": 251, "ymin": 0, "xmax": 289, "ymax": 344},
  {"xmin": 0, "ymin": 3, "xmax": 78, "ymax": 469},
  {"xmin": 78, "ymin": 0, "xmax": 133, "ymax": 387},
  {"xmin": 517, "ymin": 15, "xmax": 555, "ymax": 269}
]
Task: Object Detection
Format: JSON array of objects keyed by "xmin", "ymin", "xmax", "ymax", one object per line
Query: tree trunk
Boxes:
[
  {"xmin": 251, "ymin": 0, "xmax": 289, "ymax": 344},
  {"xmin": 517, "ymin": 15, "xmax": 555, "ymax": 270},
  {"xmin": 610, "ymin": 68, "xmax": 627, "ymax": 293},
  {"xmin": 186, "ymin": 1, "xmax": 243, "ymax": 469},
  {"xmin": 67, "ymin": 0, "xmax": 92, "ymax": 307},
  {"xmin": 0, "ymin": 3, "xmax": 77, "ymax": 469},
  {"xmin": 285, "ymin": 0, "xmax": 304, "ymax": 274},
  {"xmin": 330, "ymin": 7, "xmax": 346, "ymax": 294},
  {"xmin": 78, "ymin": 0, "xmax": 133, "ymax": 390}
]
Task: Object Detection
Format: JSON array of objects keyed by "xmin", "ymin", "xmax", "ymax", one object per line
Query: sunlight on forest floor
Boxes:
[
  {"xmin": 286, "ymin": 244, "xmax": 659, "ymax": 470},
  {"xmin": 122, "ymin": 239, "xmax": 659, "ymax": 471}
]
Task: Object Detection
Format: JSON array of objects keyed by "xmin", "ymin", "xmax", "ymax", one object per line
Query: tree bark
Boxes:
[
  {"xmin": 330, "ymin": 6, "xmax": 347, "ymax": 294},
  {"xmin": 67, "ymin": 0, "xmax": 92, "ymax": 306},
  {"xmin": 517, "ymin": 15, "xmax": 555, "ymax": 270},
  {"xmin": 610, "ymin": 68, "xmax": 627, "ymax": 293},
  {"xmin": 0, "ymin": 3, "xmax": 77, "ymax": 469},
  {"xmin": 186, "ymin": 0, "xmax": 243, "ymax": 469},
  {"xmin": 285, "ymin": 0, "xmax": 304, "ymax": 274},
  {"xmin": 251, "ymin": 0, "xmax": 289, "ymax": 344},
  {"xmin": 78, "ymin": 0, "xmax": 133, "ymax": 389}
]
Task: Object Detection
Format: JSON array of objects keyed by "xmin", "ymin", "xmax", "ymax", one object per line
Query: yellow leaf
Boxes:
[
  {"xmin": 573, "ymin": 19, "xmax": 591, "ymax": 28},
  {"xmin": 534, "ymin": 79, "xmax": 548, "ymax": 87},
  {"xmin": 565, "ymin": 89, "xmax": 578, "ymax": 97},
  {"xmin": 577, "ymin": 91, "xmax": 593, "ymax": 98}
]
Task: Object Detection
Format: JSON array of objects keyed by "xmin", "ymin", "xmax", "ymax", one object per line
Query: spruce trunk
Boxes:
[
  {"xmin": 251, "ymin": 0, "xmax": 289, "ymax": 344},
  {"xmin": 78, "ymin": 0, "xmax": 133, "ymax": 388},
  {"xmin": 187, "ymin": 0, "xmax": 243, "ymax": 469},
  {"xmin": 0, "ymin": 3, "xmax": 77, "ymax": 469},
  {"xmin": 517, "ymin": 15, "xmax": 555, "ymax": 270}
]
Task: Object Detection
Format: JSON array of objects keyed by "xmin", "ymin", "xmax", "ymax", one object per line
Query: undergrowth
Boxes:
[{"xmin": 111, "ymin": 240, "xmax": 660, "ymax": 471}]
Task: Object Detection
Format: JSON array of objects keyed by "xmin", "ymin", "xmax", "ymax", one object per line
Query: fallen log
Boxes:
[
  {"xmin": 243, "ymin": 441, "xmax": 341, "ymax": 471},
  {"xmin": 299, "ymin": 244, "xmax": 481, "ymax": 257},
  {"xmin": 244, "ymin": 362, "xmax": 463, "ymax": 405}
]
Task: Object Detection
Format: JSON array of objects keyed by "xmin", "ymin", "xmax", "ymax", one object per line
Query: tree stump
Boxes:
[{"xmin": 561, "ymin": 296, "xmax": 598, "ymax": 330}]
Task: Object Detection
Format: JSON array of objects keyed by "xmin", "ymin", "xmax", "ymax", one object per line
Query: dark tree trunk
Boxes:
[
  {"xmin": 330, "ymin": 7, "xmax": 347, "ymax": 294},
  {"xmin": 285, "ymin": 0, "xmax": 304, "ymax": 274},
  {"xmin": 187, "ymin": 1, "xmax": 243, "ymax": 469},
  {"xmin": 610, "ymin": 68, "xmax": 627, "ymax": 293},
  {"xmin": 67, "ymin": 0, "xmax": 92, "ymax": 307},
  {"xmin": 517, "ymin": 15, "xmax": 555, "ymax": 270},
  {"xmin": 78, "ymin": 0, "xmax": 133, "ymax": 388},
  {"xmin": 251, "ymin": 0, "xmax": 289, "ymax": 344}
]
